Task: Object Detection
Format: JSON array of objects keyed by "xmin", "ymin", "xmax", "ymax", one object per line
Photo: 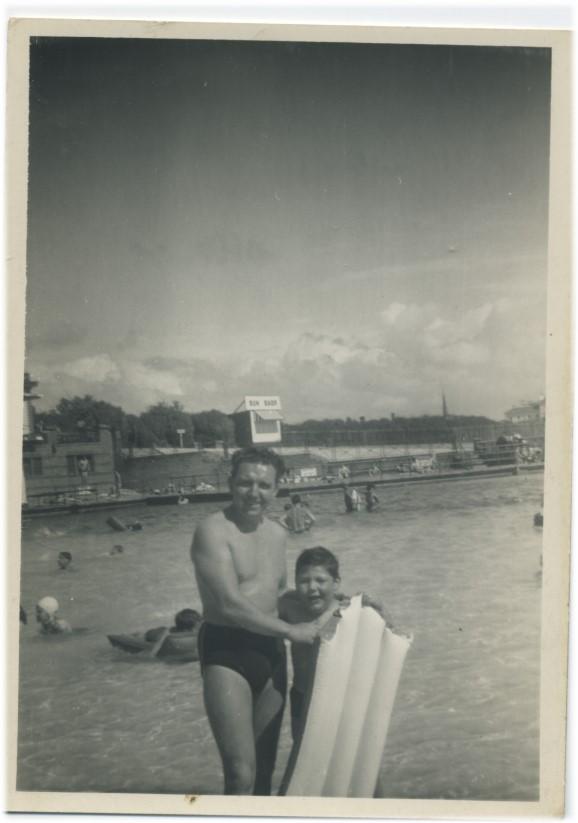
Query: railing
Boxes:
[
  {"xmin": 56, "ymin": 430, "xmax": 101, "ymax": 444},
  {"xmin": 141, "ymin": 469, "xmax": 229, "ymax": 495},
  {"xmin": 24, "ymin": 483, "xmax": 122, "ymax": 507}
]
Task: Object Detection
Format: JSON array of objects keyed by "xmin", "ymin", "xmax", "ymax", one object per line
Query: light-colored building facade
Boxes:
[
  {"xmin": 232, "ymin": 396, "xmax": 283, "ymax": 446},
  {"xmin": 505, "ymin": 396, "xmax": 546, "ymax": 424},
  {"xmin": 22, "ymin": 374, "xmax": 116, "ymax": 505}
]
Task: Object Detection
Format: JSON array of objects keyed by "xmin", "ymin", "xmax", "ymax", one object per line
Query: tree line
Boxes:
[
  {"xmin": 36, "ymin": 396, "xmax": 235, "ymax": 449},
  {"xmin": 35, "ymin": 394, "xmax": 499, "ymax": 451}
]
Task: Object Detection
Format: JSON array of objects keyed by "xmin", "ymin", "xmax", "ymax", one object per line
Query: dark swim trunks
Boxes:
[
  {"xmin": 289, "ymin": 686, "xmax": 306, "ymax": 740},
  {"xmin": 198, "ymin": 623, "xmax": 287, "ymax": 696}
]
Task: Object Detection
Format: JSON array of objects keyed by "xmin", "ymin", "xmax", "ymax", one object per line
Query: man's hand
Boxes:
[
  {"xmin": 287, "ymin": 622, "xmax": 321, "ymax": 645},
  {"xmin": 336, "ymin": 592, "xmax": 395, "ymax": 627}
]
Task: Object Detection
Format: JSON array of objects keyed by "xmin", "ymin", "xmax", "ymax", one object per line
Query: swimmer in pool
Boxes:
[
  {"xmin": 343, "ymin": 484, "xmax": 360, "ymax": 513},
  {"xmin": 191, "ymin": 447, "xmax": 319, "ymax": 795},
  {"xmin": 57, "ymin": 551, "xmax": 73, "ymax": 570},
  {"xmin": 280, "ymin": 494, "xmax": 315, "ymax": 533},
  {"xmin": 36, "ymin": 597, "xmax": 72, "ymax": 635},
  {"xmin": 109, "ymin": 544, "xmax": 124, "ymax": 555},
  {"xmin": 278, "ymin": 546, "xmax": 386, "ymax": 740},
  {"xmin": 144, "ymin": 608, "xmax": 203, "ymax": 643},
  {"xmin": 364, "ymin": 484, "xmax": 379, "ymax": 512}
]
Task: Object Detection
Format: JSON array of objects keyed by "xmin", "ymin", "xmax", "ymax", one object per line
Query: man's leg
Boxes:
[
  {"xmin": 252, "ymin": 661, "xmax": 287, "ymax": 795},
  {"xmin": 203, "ymin": 665, "xmax": 256, "ymax": 794}
]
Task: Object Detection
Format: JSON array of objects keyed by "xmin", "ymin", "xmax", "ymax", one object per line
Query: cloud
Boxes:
[
  {"xmin": 129, "ymin": 363, "xmax": 184, "ymax": 397},
  {"xmin": 28, "ymin": 322, "xmax": 88, "ymax": 350},
  {"xmin": 58, "ymin": 354, "xmax": 121, "ymax": 383},
  {"xmin": 29, "ymin": 290, "xmax": 545, "ymax": 421}
]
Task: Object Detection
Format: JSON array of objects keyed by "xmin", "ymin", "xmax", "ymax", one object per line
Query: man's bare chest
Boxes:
[{"xmin": 227, "ymin": 528, "xmax": 282, "ymax": 584}]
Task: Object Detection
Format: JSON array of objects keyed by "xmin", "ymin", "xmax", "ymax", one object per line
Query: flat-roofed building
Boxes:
[
  {"xmin": 505, "ymin": 396, "xmax": 545, "ymax": 424},
  {"xmin": 232, "ymin": 396, "xmax": 283, "ymax": 446}
]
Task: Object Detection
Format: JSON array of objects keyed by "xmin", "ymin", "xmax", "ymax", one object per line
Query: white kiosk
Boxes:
[{"xmin": 232, "ymin": 396, "xmax": 283, "ymax": 447}]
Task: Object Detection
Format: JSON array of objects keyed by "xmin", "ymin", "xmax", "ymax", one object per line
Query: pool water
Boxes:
[{"xmin": 17, "ymin": 472, "xmax": 544, "ymax": 798}]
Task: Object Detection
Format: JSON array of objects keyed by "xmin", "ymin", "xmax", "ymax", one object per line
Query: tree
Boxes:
[
  {"xmin": 139, "ymin": 401, "xmax": 194, "ymax": 447},
  {"xmin": 37, "ymin": 395, "xmax": 126, "ymax": 434},
  {"xmin": 191, "ymin": 410, "xmax": 235, "ymax": 447}
]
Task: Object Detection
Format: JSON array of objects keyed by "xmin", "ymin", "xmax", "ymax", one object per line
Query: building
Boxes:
[
  {"xmin": 22, "ymin": 374, "xmax": 116, "ymax": 506},
  {"xmin": 505, "ymin": 397, "xmax": 546, "ymax": 424},
  {"xmin": 232, "ymin": 396, "xmax": 284, "ymax": 447}
]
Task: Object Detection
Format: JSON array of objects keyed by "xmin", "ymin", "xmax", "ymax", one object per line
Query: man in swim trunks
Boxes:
[{"xmin": 191, "ymin": 447, "xmax": 320, "ymax": 795}]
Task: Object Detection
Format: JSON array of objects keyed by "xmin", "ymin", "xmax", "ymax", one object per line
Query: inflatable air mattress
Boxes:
[
  {"xmin": 107, "ymin": 631, "xmax": 199, "ymax": 661},
  {"xmin": 280, "ymin": 595, "xmax": 411, "ymax": 797}
]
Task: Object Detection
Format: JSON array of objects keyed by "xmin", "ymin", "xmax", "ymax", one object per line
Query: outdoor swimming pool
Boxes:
[{"xmin": 17, "ymin": 472, "xmax": 543, "ymax": 798}]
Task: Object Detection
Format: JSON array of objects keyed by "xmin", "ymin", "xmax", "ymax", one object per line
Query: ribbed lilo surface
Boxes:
[{"xmin": 281, "ymin": 595, "xmax": 412, "ymax": 797}]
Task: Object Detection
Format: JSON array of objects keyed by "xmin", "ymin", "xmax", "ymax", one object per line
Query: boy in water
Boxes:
[{"xmin": 278, "ymin": 546, "xmax": 385, "ymax": 740}]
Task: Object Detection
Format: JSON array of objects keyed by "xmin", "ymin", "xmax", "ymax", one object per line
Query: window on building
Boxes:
[
  {"xmin": 254, "ymin": 418, "xmax": 278, "ymax": 435},
  {"xmin": 67, "ymin": 455, "xmax": 95, "ymax": 476},
  {"xmin": 23, "ymin": 457, "xmax": 43, "ymax": 477}
]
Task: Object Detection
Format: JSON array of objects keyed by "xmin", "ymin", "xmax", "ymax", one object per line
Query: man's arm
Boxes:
[{"xmin": 191, "ymin": 521, "xmax": 318, "ymax": 643}]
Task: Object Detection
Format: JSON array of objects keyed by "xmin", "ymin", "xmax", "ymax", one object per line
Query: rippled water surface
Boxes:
[{"xmin": 18, "ymin": 473, "xmax": 543, "ymax": 798}]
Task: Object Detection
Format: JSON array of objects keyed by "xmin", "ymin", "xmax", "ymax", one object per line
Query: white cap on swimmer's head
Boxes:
[{"xmin": 37, "ymin": 596, "xmax": 59, "ymax": 615}]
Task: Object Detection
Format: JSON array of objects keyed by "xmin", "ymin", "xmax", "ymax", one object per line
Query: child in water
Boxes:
[
  {"xmin": 280, "ymin": 495, "xmax": 316, "ymax": 533},
  {"xmin": 57, "ymin": 551, "xmax": 73, "ymax": 570},
  {"xmin": 36, "ymin": 597, "xmax": 72, "ymax": 634},
  {"xmin": 278, "ymin": 546, "xmax": 385, "ymax": 740}
]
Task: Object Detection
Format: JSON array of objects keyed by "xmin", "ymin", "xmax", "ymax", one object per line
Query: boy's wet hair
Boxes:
[
  {"xmin": 58, "ymin": 551, "xmax": 72, "ymax": 561},
  {"xmin": 295, "ymin": 546, "xmax": 340, "ymax": 581},
  {"xmin": 230, "ymin": 447, "xmax": 286, "ymax": 483}
]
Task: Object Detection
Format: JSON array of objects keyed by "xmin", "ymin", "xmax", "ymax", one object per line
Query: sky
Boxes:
[{"xmin": 24, "ymin": 37, "xmax": 551, "ymax": 423}]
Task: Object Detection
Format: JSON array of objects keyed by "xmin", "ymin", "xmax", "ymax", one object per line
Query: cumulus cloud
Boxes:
[
  {"xmin": 129, "ymin": 362, "xmax": 184, "ymax": 397},
  {"xmin": 30, "ymin": 291, "xmax": 545, "ymax": 420},
  {"xmin": 58, "ymin": 354, "xmax": 121, "ymax": 383},
  {"xmin": 380, "ymin": 300, "xmax": 493, "ymax": 369}
]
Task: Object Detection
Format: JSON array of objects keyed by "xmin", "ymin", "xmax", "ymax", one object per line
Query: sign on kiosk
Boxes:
[{"xmin": 243, "ymin": 396, "xmax": 282, "ymax": 411}]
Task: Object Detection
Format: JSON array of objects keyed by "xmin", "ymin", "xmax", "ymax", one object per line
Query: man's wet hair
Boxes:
[
  {"xmin": 230, "ymin": 447, "xmax": 286, "ymax": 483},
  {"xmin": 295, "ymin": 546, "xmax": 340, "ymax": 581},
  {"xmin": 174, "ymin": 608, "xmax": 202, "ymax": 631}
]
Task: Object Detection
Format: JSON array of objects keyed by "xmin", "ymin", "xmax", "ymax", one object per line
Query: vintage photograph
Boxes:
[{"xmin": 7, "ymin": 18, "xmax": 571, "ymax": 818}]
